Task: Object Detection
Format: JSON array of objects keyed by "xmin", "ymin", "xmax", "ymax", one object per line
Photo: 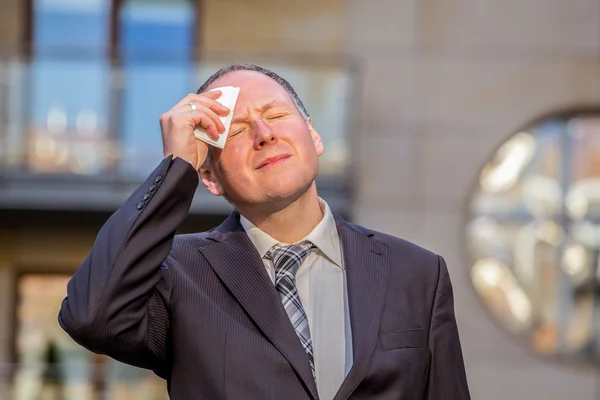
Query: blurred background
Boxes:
[{"xmin": 0, "ymin": 0, "xmax": 599, "ymax": 399}]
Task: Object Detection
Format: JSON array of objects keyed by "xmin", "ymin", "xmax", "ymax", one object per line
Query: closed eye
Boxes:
[
  {"xmin": 267, "ymin": 114, "xmax": 286, "ymax": 120},
  {"xmin": 229, "ymin": 127, "xmax": 246, "ymax": 137}
]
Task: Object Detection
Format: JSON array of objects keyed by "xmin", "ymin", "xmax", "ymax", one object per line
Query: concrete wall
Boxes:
[
  {"xmin": 0, "ymin": 264, "xmax": 15, "ymax": 367},
  {"xmin": 0, "ymin": 0, "xmax": 24, "ymax": 52},
  {"xmin": 345, "ymin": 0, "xmax": 600, "ymax": 399},
  {"xmin": 201, "ymin": 0, "xmax": 345, "ymax": 55}
]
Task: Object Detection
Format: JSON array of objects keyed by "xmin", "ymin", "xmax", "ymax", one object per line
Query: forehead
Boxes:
[{"xmin": 207, "ymin": 70, "xmax": 294, "ymax": 107}]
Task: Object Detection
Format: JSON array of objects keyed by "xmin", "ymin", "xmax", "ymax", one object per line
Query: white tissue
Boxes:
[{"xmin": 193, "ymin": 86, "xmax": 240, "ymax": 149}]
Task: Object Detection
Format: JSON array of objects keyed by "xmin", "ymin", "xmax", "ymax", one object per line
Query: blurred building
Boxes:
[{"xmin": 0, "ymin": 0, "xmax": 599, "ymax": 399}]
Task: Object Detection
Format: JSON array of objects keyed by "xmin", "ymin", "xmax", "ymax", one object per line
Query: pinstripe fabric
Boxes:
[
  {"xmin": 58, "ymin": 156, "xmax": 471, "ymax": 400},
  {"xmin": 266, "ymin": 242, "xmax": 316, "ymax": 380}
]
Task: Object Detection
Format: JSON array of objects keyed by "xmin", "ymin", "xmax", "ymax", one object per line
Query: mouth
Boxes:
[{"xmin": 256, "ymin": 154, "xmax": 291, "ymax": 169}]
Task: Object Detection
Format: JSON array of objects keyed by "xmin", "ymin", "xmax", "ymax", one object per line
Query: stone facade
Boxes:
[{"xmin": 347, "ymin": 1, "xmax": 600, "ymax": 399}]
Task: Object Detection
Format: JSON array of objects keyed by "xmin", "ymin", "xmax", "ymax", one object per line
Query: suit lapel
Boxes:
[
  {"xmin": 333, "ymin": 214, "xmax": 390, "ymax": 400},
  {"xmin": 198, "ymin": 212, "xmax": 319, "ymax": 400}
]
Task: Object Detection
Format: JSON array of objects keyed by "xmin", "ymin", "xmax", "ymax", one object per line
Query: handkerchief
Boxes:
[{"xmin": 194, "ymin": 86, "xmax": 240, "ymax": 149}]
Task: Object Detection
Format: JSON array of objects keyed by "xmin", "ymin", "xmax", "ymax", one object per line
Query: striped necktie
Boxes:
[{"xmin": 266, "ymin": 241, "xmax": 316, "ymax": 379}]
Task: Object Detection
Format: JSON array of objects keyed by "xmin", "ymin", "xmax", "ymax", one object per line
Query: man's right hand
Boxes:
[{"xmin": 160, "ymin": 91, "xmax": 230, "ymax": 170}]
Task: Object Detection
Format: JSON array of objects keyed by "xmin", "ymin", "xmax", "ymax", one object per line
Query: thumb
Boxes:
[{"xmin": 195, "ymin": 139, "xmax": 210, "ymax": 170}]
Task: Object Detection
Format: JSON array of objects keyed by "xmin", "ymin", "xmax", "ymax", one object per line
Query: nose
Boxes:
[{"xmin": 252, "ymin": 119, "xmax": 278, "ymax": 150}]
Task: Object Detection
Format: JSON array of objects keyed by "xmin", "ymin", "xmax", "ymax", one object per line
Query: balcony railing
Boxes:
[{"xmin": 0, "ymin": 51, "xmax": 359, "ymax": 214}]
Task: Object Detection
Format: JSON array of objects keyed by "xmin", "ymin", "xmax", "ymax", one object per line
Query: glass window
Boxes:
[
  {"xmin": 13, "ymin": 274, "xmax": 167, "ymax": 400},
  {"xmin": 34, "ymin": 0, "xmax": 110, "ymax": 52},
  {"xmin": 118, "ymin": 0, "xmax": 195, "ymax": 177},
  {"xmin": 27, "ymin": 0, "xmax": 113, "ymax": 175},
  {"xmin": 467, "ymin": 111, "xmax": 600, "ymax": 363}
]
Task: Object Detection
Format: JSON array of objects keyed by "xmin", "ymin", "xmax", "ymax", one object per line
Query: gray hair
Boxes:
[
  {"xmin": 196, "ymin": 63, "xmax": 309, "ymax": 120},
  {"xmin": 198, "ymin": 63, "xmax": 309, "ymax": 167}
]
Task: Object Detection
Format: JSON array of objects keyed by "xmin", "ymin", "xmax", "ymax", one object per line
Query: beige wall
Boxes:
[
  {"xmin": 201, "ymin": 0, "xmax": 345, "ymax": 56},
  {"xmin": 346, "ymin": 0, "xmax": 600, "ymax": 399},
  {"xmin": 0, "ymin": 264, "xmax": 15, "ymax": 366},
  {"xmin": 0, "ymin": 228, "xmax": 94, "ymax": 272},
  {"xmin": 0, "ymin": 0, "xmax": 24, "ymax": 52}
]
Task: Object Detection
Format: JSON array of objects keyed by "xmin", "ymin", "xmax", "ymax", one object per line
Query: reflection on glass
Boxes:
[
  {"xmin": 118, "ymin": 0, "xmax": 195, "ymax": 177},
  {"xmin": 14, "ymin": 275, "xmax": 167, "ymax": 400},
  {"xmin": 479, "ymin": 132, "xmax": 537, "ymax": 193},
  {"xmin": 471, "ymin": 258, "xmax": 533, "ymax": 331},
  {"xmin": 14, "ymin": 275, "xmax": 92, "ymax": 400},
  {"xmin": 467, "ymin": 112, "xmax": 600, "ymax": 363},
  {"xmin": 28, "ymin": 0, "xmax": 112, "ymax": 175}
]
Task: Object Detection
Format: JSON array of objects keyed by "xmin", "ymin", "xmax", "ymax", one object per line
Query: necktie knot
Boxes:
[{"xmin": 268, "ymin": 241, "xmax": 315, "ymax": 280}]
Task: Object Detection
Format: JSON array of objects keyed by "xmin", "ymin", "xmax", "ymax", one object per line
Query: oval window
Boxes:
[{"xmin": 467, "ymin": 110, "xmax": 600, "ymax": 362}]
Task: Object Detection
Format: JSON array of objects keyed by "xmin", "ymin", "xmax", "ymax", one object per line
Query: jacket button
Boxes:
[
  {"xmin": 154, "ymin": 175, "xmax": 163, "ymax": 183},
  {"xmin": 136, "ymin": 201, "xmax": 145, "ymax": 210},
  {"xmin": 149, "ymin": 183, "xmax": 157, "ymax": 192},
  {"xmin": 142, "ymin": 192, "xmax": 151, "ymax": 201}
]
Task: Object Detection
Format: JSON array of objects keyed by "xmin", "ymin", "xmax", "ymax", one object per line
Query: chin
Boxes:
[
  {"xmin": 264, "ymin": 177, "xmax": 314, "ymax": 203},
  {"xmin": 230, "ymin": 167, "xmax": 317, "ymax": 206}
]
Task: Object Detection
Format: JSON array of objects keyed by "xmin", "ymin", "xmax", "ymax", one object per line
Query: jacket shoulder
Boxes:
[
  {"xmin": 351, "ymin": 223, "xmax": 441, "ymax": 273},
  {"xmin": 170, "ymin": 231, "xmax": 214, "ymax": 251},
  {"xmin": 160, "ymin": 231, "xmax": 216, "ymax": 266}
]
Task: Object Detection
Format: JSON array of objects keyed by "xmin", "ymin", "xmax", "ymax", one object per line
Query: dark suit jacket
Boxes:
[{"xmin": 59, "ymin": 156, "xmax": 470, "ymax": 400}]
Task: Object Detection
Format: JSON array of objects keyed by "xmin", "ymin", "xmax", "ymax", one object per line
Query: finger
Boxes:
[
  {"xmin": 191, "ymin": 93, "xmax": 230, "ymax": 116},
  {"xmin": 196, "ymin": 96, "xmax": 230, "ymax": 116},
  {"xmin": 192, "ymin": 103, "xmax": 225, "ymax": 133},
  {"xmin": 196, "ymin": 138, "xmax": 211, "ymax": 170},
  {"xmin": 187, "ymin": 111, "xmax": 220, "ymax": 141},
  {"xmin": 181, "ymin": 96, "xmax": 229, "ymax": 117},
  {"xmin": 173, "ymin": 90, "xmax": 222, "ymax": 109},
  {"xmin": 177, "ymin": 103, "xmax": 224, "ymax": 133}
]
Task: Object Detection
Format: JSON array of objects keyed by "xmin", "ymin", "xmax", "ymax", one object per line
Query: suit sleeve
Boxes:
[
  {"xmin": 58, "ymin": 156, "xmax": 198, "ymax": 374},
  {"xmin": 425, "ymin": 255, "xmax": 471, "ymax": 400}
]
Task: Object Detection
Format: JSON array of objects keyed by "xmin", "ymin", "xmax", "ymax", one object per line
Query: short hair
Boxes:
[
  {"xmin": 198, "ymin": 63, "xmax": 310, "ymax": 167},
  {"xmin": 196, "ymin": 63, "xmax": 309, "ymax": 119}
]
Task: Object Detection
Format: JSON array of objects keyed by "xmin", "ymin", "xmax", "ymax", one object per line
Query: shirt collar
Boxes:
[
  {"xmin": 240, "ymin": 216, "xmax": 279, "ymax": 260},
  {"xmin": 239, "ymin": 198, "xmax": 343, "ymax": 269}
]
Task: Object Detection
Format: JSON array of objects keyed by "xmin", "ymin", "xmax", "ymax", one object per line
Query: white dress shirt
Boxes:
[{"xmin": 240, "ymin": 199, "xmax": 353, "ymax": 400}]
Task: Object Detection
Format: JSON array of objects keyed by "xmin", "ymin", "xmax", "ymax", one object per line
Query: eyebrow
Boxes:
[{"xmin": 231, "ymin": 99, "xmax": 284, "ymax": 125}]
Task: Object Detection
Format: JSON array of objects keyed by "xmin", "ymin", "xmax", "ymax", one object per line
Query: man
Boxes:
[{"xmin": 59, "ymin": 63, "xmax": 470, "ymax": 400}]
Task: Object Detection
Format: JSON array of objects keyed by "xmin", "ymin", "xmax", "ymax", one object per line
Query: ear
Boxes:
[
  {"xmin": 306, "ymin": 117, "xmax": 324, "ymax": 157},
  {"xmin": 200, "ymin": 162, "xmax": 225, "ymax": 197}
]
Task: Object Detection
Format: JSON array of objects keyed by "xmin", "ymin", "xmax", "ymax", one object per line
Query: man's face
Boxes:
[{"xmin": 201, "ymin": 70, "xmax": 324, "ymax": 208}]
